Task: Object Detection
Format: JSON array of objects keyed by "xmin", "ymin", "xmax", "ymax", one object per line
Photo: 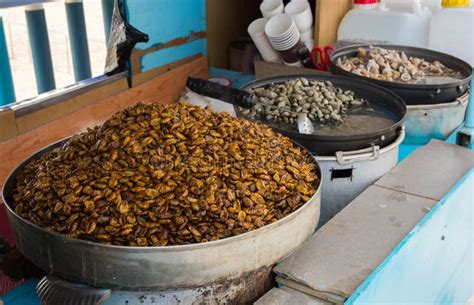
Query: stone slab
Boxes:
[
  {"xmin": 274, "ymin": 139, "xmax": 474, "ymax": 300},
  {"xmin": 254, "ymin": 286, "xmax": 331, "ymax": 305},
  {"xmin": 274, "ymin": 185, "xmax": 437, "ymax": 299},
  {"xmin": 375, "ymin": 140, "xmax": 474, "ymax": 201}
]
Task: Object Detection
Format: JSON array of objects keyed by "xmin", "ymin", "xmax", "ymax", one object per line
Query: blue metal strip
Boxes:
[
  {"xmin": 346, "ymin": 168, "xmax": 474, "ymax": 305},
  {"xmin": 465, "ymin": 70, "xmax": 473, "ymax": 128},
  {"xmin": 65, "ymin": 0, "xmax": 92, "ymax": 82},
  {"xmin": 0, "ymin": 16, "xmax": 15, "ymax": 105},
  {"xmin": 101, "ymin": 0, "xmax": 114, "ymax": 45},
  {"xmin": 25, "ymin": 5, "xmax": 55, "ymax": 93}
]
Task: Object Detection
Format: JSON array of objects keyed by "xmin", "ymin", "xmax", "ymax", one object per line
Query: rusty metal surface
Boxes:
[{"xmin": 34, "ymin": 266, "xmax": 274, "ymax": 305}]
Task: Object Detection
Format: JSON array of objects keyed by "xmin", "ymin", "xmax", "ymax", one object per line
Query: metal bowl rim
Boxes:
[{"xmin": 2, "ymin": 136, "xmax": 322, "ymax": 253}]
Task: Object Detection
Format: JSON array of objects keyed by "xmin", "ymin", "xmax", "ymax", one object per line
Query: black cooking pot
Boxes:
[
  {"xmin": 238, "ymin": 74, "xmax": 407, "ymax": 155},
  {"xmin": 330, "ymin": 44, "xmax": 472, "ymax": 105}
]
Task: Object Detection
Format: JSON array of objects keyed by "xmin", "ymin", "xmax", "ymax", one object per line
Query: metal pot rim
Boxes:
[
  {"xmin": 2, "ymin": 136, "xmax": 322, "ymax": 253},
  {"xmin": 406, "ymin": 92, "xmax": 469, "ymax": 110}
]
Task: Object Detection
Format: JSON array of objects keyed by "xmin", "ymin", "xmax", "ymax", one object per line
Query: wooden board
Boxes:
[
  {"xmin": 0, "ymin": 56, "xmax": 208, "ymax": 187},
  {"xmin": 130, "ymin": 55, "xmax": 201, "ymax": 88},
  {"xmin": 314, "ymin": 0, "xmax": 353, "ymax": 46},
  {"xmin": 15, "ymin": 78, "xmax": 129, "ymax": 135},
  {"xmin": 0, "ymin": 109, "xmax": 18, "ymax": 141},
  {"xmin": 206, "ymin": 0, "xmax": 260, "ymax": 69}
]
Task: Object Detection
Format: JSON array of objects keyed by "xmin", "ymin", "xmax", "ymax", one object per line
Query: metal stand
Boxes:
[
  {"xmin": 35, "ymin": 266, "xmax": 273, "ymax": 305},
  {"xmin": 36, "ymin": 276, "xmax": 110, "ymax": 305}
]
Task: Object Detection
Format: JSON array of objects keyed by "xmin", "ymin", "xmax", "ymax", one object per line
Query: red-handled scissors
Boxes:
[{"xmin": 310, "ymin": 45, "xmax": 336, "ymax": 71}]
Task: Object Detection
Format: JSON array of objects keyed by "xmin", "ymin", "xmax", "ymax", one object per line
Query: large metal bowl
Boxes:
[{"xmin": 2, "ymin": 138, "xmax": 322, "ymax": 290}]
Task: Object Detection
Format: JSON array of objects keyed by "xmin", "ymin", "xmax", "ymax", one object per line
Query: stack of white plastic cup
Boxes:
[
  {"xmin": 285, "ymin": 1, "xmax": 314, "ymax": 48},
  {"xmin": 260, "ymin": 0, "xmax": 284, "ymax": 19},
  {"xmin": 265, "ymin": 14, "xmax": 300, "ymax": 51},
  {"xmin": 265, "ymin": 14, "xmax": 303, "ymax": 65},
  {"xmin": 248, "ymin": 18, "xmax": 281, "ymax": 63}
]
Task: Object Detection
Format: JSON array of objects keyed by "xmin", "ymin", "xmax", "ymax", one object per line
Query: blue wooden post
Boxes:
[
  {"xmin": 65, "ymin": 0, "xmax": 92, "ymax": 81},
  {"xmin": 101, "ymin": 0, "xmax": 114, "ymax": 45},
  {"xmin": 25, "ymin": 4, "xmax": 56, "ymax": 93},
  {"xmin": 0, "ymin": 17, "xmax": 15, "ymax": 105}
]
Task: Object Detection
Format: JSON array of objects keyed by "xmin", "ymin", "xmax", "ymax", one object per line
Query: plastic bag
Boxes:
[
  {"xmin": 179, "ymin": 88, "xmax": 237, "ymax": 117},
  {"xmin": 104, "ymin": 0, "xmax": 149, "ymax": 75}
]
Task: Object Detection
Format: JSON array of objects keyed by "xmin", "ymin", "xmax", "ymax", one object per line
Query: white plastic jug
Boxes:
[
  {"xmin": 338, "ymin": 0, "xmax": 432, "ymax": 47},
  {"xmin": 428, "ymin": 0, "xmax": 474, "ymax": 66}
]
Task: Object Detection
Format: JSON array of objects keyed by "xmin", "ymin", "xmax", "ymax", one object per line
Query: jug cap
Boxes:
[
  {"xmin": 442, "ymin": 0, "xmax": 470, "ymax": 7},
  {"xmin": 354, "ymin": 0, "xmax": 377, "ymax": 4}
]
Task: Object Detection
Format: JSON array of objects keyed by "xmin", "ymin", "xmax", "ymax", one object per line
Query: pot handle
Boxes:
[
  {"xmin": 335, "ymin": 145, "xmax": 380, "ymax": 165},
  {"xmin": 186, "ymin": 77, "xmax": 254, "ymax": 108}
]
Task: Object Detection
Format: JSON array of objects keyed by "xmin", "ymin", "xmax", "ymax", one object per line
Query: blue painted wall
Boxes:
[
  {"xmin": 123, "ymin": 0, "xmax": 206, "ymax": 73},
  {"xmin": 347, "ymin": 169, "xmax": 474, "ymax": 305}
]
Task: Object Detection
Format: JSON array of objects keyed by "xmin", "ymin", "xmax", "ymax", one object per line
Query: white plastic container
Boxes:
[
  {"xmin": 382, "ymin": 0, "xmax": 440, "ymax": 13},
  {"xmin": 338, "ymin": 0, "xmax": 432, "ymax": 47},
  {"xmin": 421, "ymin": 0, "xmax": 442, "ymax": 13},
  {"xmin": 428, "ymin": 1, "xmax": 474, "ymax": 66}
]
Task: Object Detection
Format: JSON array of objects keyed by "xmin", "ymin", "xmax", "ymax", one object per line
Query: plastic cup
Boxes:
[
  {"xmin": 270, "ymin": 32, "xmax": 300, "ymax": 51},
  {"xmin": 260, "ymin": 0, "xmax": 284, "ymax": 19},
  {"xmin": 279, "ymin": 40, "xmax": 305, "ymax": 63},
  {"xmin": 303, "ymin": 39, "xmax": 314, "ymax": 50},
  {"xmin": 285, "ymin": 1, "xmax": 313, "ymax": 30},
  {"xmin": 265, "ymin": 14, "xmax": 301, "ymax": 51},
  {"xmin": 248, "ymin": 18, "xmax": 281, "ymax": 62},
  {"xmin": 265, "ymin": 21, "xmax": 298, "ymax": 42},
  {"xmin": 283, "ymin": 59, "xmax": 303, "ymax": 67},
  {"xmin": 264, "ymin": 14, "xmax": 295, "ymax": 38},
  {"xmin": 271, "ymin": 33, "xmax": 300, "ymax": 51},
  {"xmin": 299, "ymin": 25, "xmax": 314, "ymax": 43}
]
